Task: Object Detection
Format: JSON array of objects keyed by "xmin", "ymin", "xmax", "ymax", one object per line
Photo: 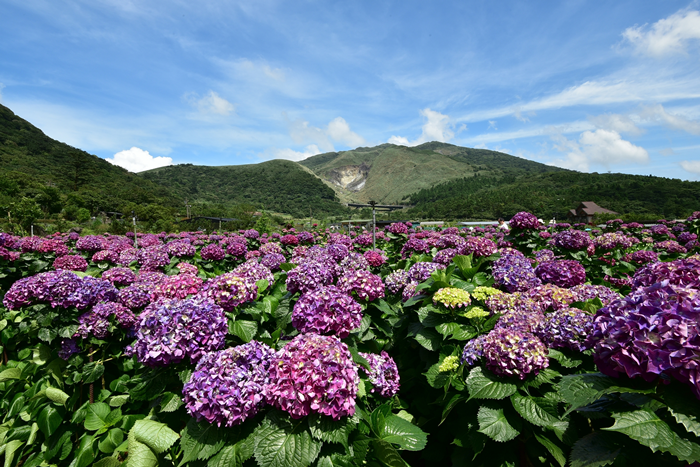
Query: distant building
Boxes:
[{"xmin": 567, "ymin": 202, "xmax": 618, "ymax": 224}]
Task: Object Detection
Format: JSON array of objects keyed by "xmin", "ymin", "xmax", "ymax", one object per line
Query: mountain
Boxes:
[
  {"xmin": 139, "ymin": 161, "xmax": 349, "ymax": 218},
  {"xmin": 0, "ymin": 103, "xmax": 180, "ymax": 214},
  {"xmin": 299, "ymin": 142, "xmax": 565, "ymax": 204}
]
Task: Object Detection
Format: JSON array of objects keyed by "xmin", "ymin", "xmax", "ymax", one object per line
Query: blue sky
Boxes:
[{"xmin": 1, "ymin": 1, "xmax": 700, "ymax": 180}]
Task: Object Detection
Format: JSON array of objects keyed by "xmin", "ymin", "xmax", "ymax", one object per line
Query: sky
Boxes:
[{"xmin": 1, "ymin": 1, "xmax": 700, "ymax": 180}]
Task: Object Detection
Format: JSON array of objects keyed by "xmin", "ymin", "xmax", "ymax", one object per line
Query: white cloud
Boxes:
[
  {"xmin": 189, "ymin": 91, "xmax": 236, "ymax": 116},
  {"xmin": 487, "ymin": 120, "xmax": 497, "ymax": 130},
  {"xmin": 680, "ymin": 160, "xmax": 700, "ymax": 175},
  {"xmin": 513, "ymin": 106, "xmax": 535, "ymax": 123},
  {"xmin": 326, "ymin": 117, "xmax": 366, "ymax": 147},
  {"xmin": 273, "ymin": 144, "xmax": 321, "ymax": 162},
  {"xmin": 622, "ymin": 9, "xmax": 700, "ymax": 57},
  {"xmin": 549, "ymin": 129, "xmax": 649, "ymax": 171},
  {"xmin": 287, "ymin": 115, "xmax": 366, "ymax": 152},
  {"xmin": 639, "ymin": 104, "xmax": 700, "ymax": 134},
  {"xmin": 588, "ymin": 113, "xmax": 644, "ymax": 135},
  {"xmin": 389, "ymin": 108, "xmax": 454, "ymax": 146},
  {"xmin": 106, "ymin": 147, "xmax": 173, "ymax": 172}
]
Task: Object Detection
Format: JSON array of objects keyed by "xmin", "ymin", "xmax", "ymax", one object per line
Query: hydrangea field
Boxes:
[{"xmin": 2, "ymin": 212, "xmax": 700, "ymax": 467}]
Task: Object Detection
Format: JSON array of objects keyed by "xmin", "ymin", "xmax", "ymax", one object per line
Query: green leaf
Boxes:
[
  {"xmin": 231, "ymin": 319, "xmax": 258, "ymax": 343},
  {"xmin": 99, "ymin": 428, "xmax": 125, "ymax": 454},
  {"xmin": 37, "ymin": 327, "xmax": 57, "ymax": 344},
  {"xmin": 533, "ymin": 431, "xmax": 566, "ymax": 467},
  {"xmin": 256, "ymin": 279, "xmax": 270, "ymax": 294},
  {"xmin": 378, "ymin": 415, "xmax": 427, "ymax": 451},
  {"xmin": 109, "ymin": 395, "xmax": 130, "ymax": 408},
  {"xmin": 159, "ymin": 392, "xmax": 183, "ymax": 413},
  {"xmin": 207, "ymin": 441, "xmax": 253, "ymax": 467},
  {"xmin": 279, "ymin": 263, "xmax": 296, "ymax": 272},
  {"xmin": 307, "ymin": 413, "xmax": 357, "ymax": 448},
  {"xmin": 127, "ymin": 435, "xmax": 158, "ymax": 467},
  {"xmin": 559, "ymin": 373, "xmax": 656, "ymax": 415},
  {"xmin": 74, "ymin": 434, "xmax": 95, "ymax": 467},
  {"xmin": 85, "ymin": 402, "xmax": 112, "ymax": 431},
  {"xmin": 510, "ymin": 393, "xmax": 568, "ymax": 439},
  {"xmin": 0, "ymin": 368, "xmax": 21, "ymax": 382},
  {"xmin": 93, "ymin": 458, "xmax": 123, "ymax": 467},
  {"xmin": 37, "ymin": 405, "xmax": 63, "ymax": 437},
  {"xmin": 603, "ymin": 409, "xmax": 700, "ymax": 463},
  {"xmin": 252, "ymin": 416, "xmax": 322, "ymax": 467},
  {"xmin": 424, "ymin": 362, "xmax": 451, "ymax": 389},
  {"xmin": 32, "ymin": 343, "xmax": 52, "ymax": 365},
  {"xmin": 371, "ymin": 439, "xmax": 409, "ymax": 467},
  {"xmin": 83, "ymin": 362, "xmax": 105, "ymax": 384},
  {"xmin": 435, "ymin": 322, "xmax": 478, "ymax": 341},
  {"xmin": 477, "ymin": 405, "xmax": 520, "ymax": 443},
  {"xmin": 466, "ymin": 367, "xmax": 518, "ymax": 400},
  {"xmin": 570, "ymin": 432, "xmax": 620, "ymax": 467},
  {"xmin": 548, "ymin": 349, "xmax": 583, "ymax": 368},
  {"xmin": 179, "ymin": 419, "xmax": 225, "ymax": 465},
  {"xmin": 409, "ymin": 325, "xmax": 441, "ymax": 351},
  {"xmin": 3, "ymin": 440, "xmax": 23, "ymax": 467},
  {"xmin": 131, "ymin": 419, "xmax": 179, "ymax": 454},
  {"xmin": 315, "ymin": 454, "xmax": 356, "ymax": 467},
  {"xmin": 45, "ymin": 387, "xmax": 69, "ymax": 405},
  {"xmin": 663, "ymin": 383, "xmax": 700, "ymax": 437}
]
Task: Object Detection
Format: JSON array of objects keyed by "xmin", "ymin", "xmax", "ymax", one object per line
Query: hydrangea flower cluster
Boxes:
[
  {"xmin": 227, "ymin": 242, "xmax": 248, "ymax": 258},
  {"xmin": 594, "ymin": 232, "xmax": 633, "ymax": 250},
  {"xmin": 197, "ymin": 273, "xmax": 258, "ymax": 311},
  {"xmin": 130, "ymin": 297, "xmax": 227, "ymax": 366},
  {"xmin": 167, "ymin": 241, "xmax": 196, "ymax": 257},
  {"xmin": 433, "ymin": 248, "xmax": 458, "ymax": 266},
  {"xmin": 138, "ymin": 246, "xmax": 170, "ymax": 270},
  {"xmin": 200, "ymin": 243, "xmax": 226, "ymax": 261},
  {"xmin": 408, "ymin": 261, "xmax": 444, "ymax": 283},
  {"xmin": 340, "ymin": 252, "xmax": 370, "ymax": 271},
  {"xmin": 384, "ymin": 269, "xmax": 410, "ymax": 295},
  {"xmin": 435, "ymin": 234, "xmax": 465, "ymax": 249},
  {"xmin": 534, "ymin": 307, "xmax": 593, "ymax": 352},
  {"xmin": 76, "ymin": 302, "xmax": 137, "ymax": 339},
  {"xmin": 358, "ymin": 351, "xmax": 400, "ymax": 397},
  {"xmin": 53, "ymin": 255, "xmax": 88, "ymax": 272},
  {"xmin": 92, "ymin": 250, "xmax": 119, "ymax": 263},
  {"xmin": 354, "ymin": 234, "xmax": 373, "ymax": 247},
  {"xmin": 118, "ymin": 285, "xmax": 151, "ymax": 309},
  {"xmin": 509, "ymin": 211, "xmax": 541, "ymax": 230},
  {"xmin": 266, "ymin": 333, "xmax": 359, "ymax": 420},
  {"xmin": 286, "ymin": 261, "xmax": 334, "ymax": 294},
  {"xmin": 337, "ymin": 269, "xmax": 385, "ymax": 302},
  {"xmin": 491, "ymin": 249, "xmax": 541, "ymax": 293},
  {"xmin": 183, "ymin": 341, "xmax": 276, "ymax": 426},
  {"xmin": 433, "ymin": 288, "xmax": 472, "ymax": 309},
  {"xmin": 466, "ymin": 328, "xmax": 549, "ymax": 379},
  {"xmin": 260, "ymin": 253, "xmax": 286, "ymax": 271},
  {"xmin": 526, "ymin": 284, "xmax": 577, "ymax": 311},
  {"xmin": 631, "ymin": 257, "xmax": 700, "ymax": 290},
  {"xmin": 326, "ymin": 244, "xmax": 349, "ymax": 262},
  {"xmin": 177, "ymin": 262, "xmax": 198, "ymax": 275},
  {"xmin": 458, "ymin": 236, "xmax": 497, "ymax": 257},
  {"xmin": 534, "ymin": 249, "xmax": 556, "ymax": 263},
  {"xmin": 470, "ymin": 286, "xmax": 503, "ymax": 302},
  {"xmin": 152, "ymin": 274, "xmax": 204, "ymax": 300},
  {"xmin": 233, "ymin": 261, "xmax": 274, "ymax": 286},
  {"xmin": 570, "ymin": 284, "xmax": 621, "ymax": 306},
  {"xmin": 292, "ymin": 286, "xmax": 362, "ymax": 338},
  {"xmin": 535, "ymin": 260, "xmax": 586, "ymax": 287},
  {"xmin": 552, "ymin": 230, "xmax": 592, "ymax": 251},
  {"xmin": 623, "ymin": 250, "xmax": 659, "ymax": 265},
  {"xmin": 587, "ymin": 283, "xmax": 700, "ymax": 398},
  {"xmin": 363, "ymin": 249, "xmax": 387, "ymax": 267},
  {"xmin": 653, "ymin": 240, "xmax": 687, "ymax": 254},
  {"xmin": 280, "ymin": 234, "xmax": 299, "ymax": 246},
  {"xmin": 260, "ymin": 242, "xmax": 284, "ymax": 256},
  {"xmin": 76, "ymin": 235, "xmax": 106, "ymax": 251},
  {"xmin": 400, "ymin": 238, "xmax": 430, "ymax": 258},
  {"xmin": 387, "ymin": 222, "xmax": 409, "ymax": 235}
]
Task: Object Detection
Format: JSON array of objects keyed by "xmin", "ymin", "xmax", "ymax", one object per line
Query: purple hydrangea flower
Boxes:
[
  {"xmin": 339, "ymin": 252, "xmax": 370, "ymax": 271},
  {"xmin": 201, "ymin": 243, "xmax": 226, "ymax": 261},
  {"xmin": 337, "ymin": 269, "xmax": 385, "ymax": 302},
  {"xmin": 102, "ymin": 267, "xmax": 137, "ymax": 286},
  {"xmin": 266, "ymin": 333, "xmax": 359, "ymax": 420},
  {"xmin": 534, "ymin": 307, "xmax": 594, "ymax": 352},
  {"xmin": 326, "ymin": 244, "xmax": 349, "ymax": 262},
  {"xmin": 435, "ymin": 234, "xmax": 465, "ymax": 249},
  {"xmin": 138, "ymin": 246, "xmax": 171, "ymax": 270},
  {"xmin": 167, "ymin": 241, "xmax": 196, "ymax": 257},
  {"xmin": 535, "ymin": 260, "xmax": 586, "ymax": 288},
  {"xmin": 92, "ymin": 250, "xmax": 119, "ymax": 263},
  {"xmin": 358, "ymin": 351, "xmax": 400, "ymax": 398},
  {"xmin": 384, "ymin": 269, "xmax": 410, "ymax": 295},
  {"xmin": 653, "ymin": 240, "xmax": 687, "ymax": 254},
  {"xmin": 233, "ymin": 261, "xmax": 274, "ymax": 286},
  {"xmin": 552, "ymin": 230, "xmax": 592, "ymax": 251},
  {"xmin": 152, "ymin": 274, "xmax": 204, "ymax": 300},
  {"xmin": 526, "ymin": 284, "xmax": 577, "ymax": 312},
  {"xmin": 388, "ymin": 223, "xmax": 409, "ymax": 235},
  {"xmin": 226, "ymin": 242, "xmax": 248, "ymax": 258},
  {"xmin": 197, "ymin": 273, "xmax": 258, "ymax": 311},
  {"xmin": 478, "ymin": 328, "xmax": 549, "ymax": 379},
  {"xmin": 623, "ymin": 250, "xmax": 658, "ymax": 265},
  {"xmin": 260, "ymin": 253, "xmax": 286, "ymax": 271},
  {"xmin": 594, "ymin": 232, "xmax": 633, "ymax": 250},
  {"xmin": 509, "ymin": 212, "xmax": 541, "ymax": 230},
  {"xmin": 534, "ymin": 249, "xmax": 556, "ymax": 263},
  {"xmin": 492, "ymin": 249, "xmax": 542, "ymax": 293},
  {"xmin": 433, "ymin": 248, "xmax": 458, "ymax": 266},
  {"xmin": 631, "ymin": 257, "xmax": 700, "ymax": 290},
  {"xmin": 407, "ymin": 261, "xmax": 444, "ymax": 283},
  {"xmin": 118, "ymin": 285, "xmax": 151, "ymax": 309},
  {"xmin": 458, "ymin": 237, "xmax": 497, "ymax": 257},
  {"xmin": 76, "ymin": 302, "xmax": 137, "ymax": 339},
  {"xmin": 292, "ymin": 285, "xmax": 362, "ymax": 338},
  {"xmin": 58, "ymin": 338, "xmax": 80, "ymax": 360},
  {"xmin": 400, "ymin": 237, "xmax": 430, "ymax": 258},
  {"xmin": 363, "ymin": 249, "xmax": 387, "ymax": 267},
  {"xmin": 76, "ymin": 236, "xmax": 106, "ymax": 252},
  {"xmin": 183, "ymin": 341, "xmax": 276, "ymax": 426},
  {"xmin": 286, "ymin": 261, "xmax": 334, "ymax": 295},
  {"xmin": 53, "ymin": 255, "xmax": 88, "ymax": 272},
  {"xmin": 130, "ymin": 297, "xmax": 228, "ymax": 367}
]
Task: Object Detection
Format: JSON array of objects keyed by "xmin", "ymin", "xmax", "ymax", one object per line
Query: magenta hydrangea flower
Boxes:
[
  {"xmin": 260, "ymin": 253, "xmax": 286, "ymax": 271},
  {"xmin": 339, "ymin": 252, "xmax": 370, "ymax": 272},
  {"xmin": 458, "ymin": 237, "xmax": 497, "ymax": 257},
  {"xmin": 435, "ymin": 234, "xmax": 465, "ymax": 249},
  {"xmin": 509, "ymin": 211, "xmax": 541, "ymax": 230},
  {"xmin": 53, "ymin": 255, "xmax": 88, "ymax": 272},
  {"xmin": 631, "ymin": 257, "xmax": 700, "ymax": 290},
  {"xmin": 363, "ymin": 249, "xmax": 387, "ymax": 267},
  {"xmin": 92, "ymin": 250, "xmax": 119, "ymax": 263},
  {"xmin": 167, "ymin": 241, "xmax": 196, "ymax": 257},
  {"xmin": 535, "ymin": 260, "xmax": 586, "ymax": 288},
  {"xmin": 152, "ymin": 274, "xmax": 204, "ymax": 300},
  {"xmin": 177, "ymin": 262, "xmax": 199, "ymax": 275},
  {"xmin": 526, "ymin": 284, "xmax": 577, "ymax": 311},
  {"xmin": 280, "ymin": 234, "xmax": 299, "ymax": 246},
  {"xmin": 623, "ymin": 250, "xmax": 658, "ymax": 265},
  {"xmin": 408, "ymin": 261, "xmax": 444, "ymax": 283},
  {"xmin": 76, "ymin": 235, "xmax": 106, "ymax": 252},
  {"xmin": 130, "ymin": 297, "xmax": 228, "ymax": 367},
  {"xmin": 201, "ymin": 243, "xmax": 226, "ymax": 261},
  {"xmin": 102, "ymin": 267, "xmax": 136, "ymax": 286},
  {"xmin": 118, "ymin": 285, "xmax": 151, "ymax": 309},
  {"xmin": 587, "ymin": 282, "xmax": 700, "ymax": 398},
  {"xmin": 266, "ymin": 333, "xmax": 359, "ymax": 420},
  {"xmin": 358, "ymin": 351, "xmax": 400, "ymax": 398},
  {"xmin": 570, "ymin": 284, "xmax": 621, "ymax": 306},
  {"xmin": 197, "ymin": 273, "xmax": 258, "ymax": 311},
  {"xmin": 233, "ymin": 260, "xmax": 274, "ymax": 286},
  {"xmin": 117, "ymin": 248, "xmax": 139, "ymax": 265},
  {"xmin": 326, "ymin": 244, "xmax": 349, "ymax": 262},
  {"xmin": 244, "ymin": 229, "xmax": 260, "ymax": 239},
  {"xmin": 354, "ymin": 234, "xmax": 373, "ymax": 247},
  {"xmin": 75, "ymin": 302, "xmax": 137, "ymax": 339},
  {"xmin": 183, "ymin": 341, "xmax": 276, "ymax": 427},
  {"xmin": 227, "ymin": 242, "xmax": 248, "ymax": 258},
  {"xmin": 337, "ymin": 269, "xmax": 385, "ymax": 302},
  {"xmin": 653, "ymin": 240, "xmax": 687, "ymax": 254},
  {"xmin": 292, "ymin": 285, "xmax": 362, "ymax": 338},
  {"xmin": 138, "ymin": 246, "xmax": 171, "ymax": 270},
  {"xmin": 594, "ymin": 232, "xmax": 633, "ymax": 250},
  {"xmin": 400, "ymin": 237, "xmax": 430, "ymax": 258},
  {"xmin": 388, "ymin": 223, "xmax": 409, "ymax": 235},
  {"xmin": 433, "ymin": 248, "xmax": 458, "ymax": 266},
  {"xmin": 286, "ymin": 261, "xmax": 334, "ymax": 295}
]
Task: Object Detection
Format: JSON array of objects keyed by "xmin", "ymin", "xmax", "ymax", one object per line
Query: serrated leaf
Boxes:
[
  {"xmin": 424, "ymin": 362, "xmax": 451, "ymax": 389},
  {"xmin": 127, "ymin": 435, "xmax": 158, "ymax": 467},
  {"xmin": 371, "ymin": 439, "xmax": 409, "ymax": 467},
  {"xmin": 533, "ymin": 431, "xmax": 567, "ymax": 467},
  {"xmin": 663, "ymin": 383, "xmax": 700, "ymax": 437},
  {"xmin": 477, "ymin": 406, "xmax": 520, "ymax": 443},
  {"xmin": 159, "ymin": 392, "xmax": 183, "ymax": 413},
  {"xmin": 109, "ymin": 395, "xmax": 130, "ymax": 407},
  {"xmin": 99, "ymin": 428, "xmax": 125, "ymax": 454},
  {"xmin": 131, "ymin": 419, "xmax": 179, "ymax": 454},
  {"xmin": 466, "ymin": 367, "xmax": 518, "ymax": 400},
  {"xmin": 570, "ymin": 432, "xmax": 620, "ymax": 467},
  {"xmin": 85, "ymin": 402, "xmax": 112, "ymax": 431},
  {"xmin": 316, "ymin": 454, "xmax": 356, "ymax": 467},
  {"xmin": 435, "ymin": 322, "xmax": 478, "ymax": 341},
  {"xmin": 379, "ymin": 415, "xmax": 427, "ymax": 451},
  {"xmin": 412, "ymin": 327, "xmax": 441, "ymax": 351},
  {"xmin": 603, "ymin": 409, "xmax": 700, "ymax": 463},
  {"xmin": 252, "ymin": 418, "xmax": 322, "ymax": 467},
  {"xmin": 231, "ymin": 319, "xmax": 258, "ymax": 343},
  {"xmin": 46, "ymin": 387, "xmax": 69, "ymax": 405},
  {"xmin": 179, "ymin": 419, "xmax": 225, "ymax": 465},
  {"xmin": 560, "ymin": 373, "xmax": 656, "ymax": 415},
  {"xmin": 511, "ymin": 393, "xmax": 568, "ymax": 438},
  {"xmin": 548, "ymin": 349, "xmax": 582, "ymax": 368},
  {"xmin": 307, "ymin": 413, "xmax": 357, "ymax": 448},
  {"xmin": 207, "ymin": 441, "xmax": 253, "ymax": 467},
  {"xmin": 93, "ymin": 458, "xmax": 123, "ymax": 467}
]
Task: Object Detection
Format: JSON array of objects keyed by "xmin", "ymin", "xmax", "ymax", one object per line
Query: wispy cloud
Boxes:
[
  {"xmin": 638, "ymin": 103, "xmax": 700, "ymax": 134},
  {"xmin": 622, "ymin": 8, "xmax": 700, "ymax": 57},
  {"xmin": 549, "ymin": 129, "xmax": 649, "ymax": 171},
  {"xmin": 186, "ymin": 90, "xmax": 236, "ymax": 116}
]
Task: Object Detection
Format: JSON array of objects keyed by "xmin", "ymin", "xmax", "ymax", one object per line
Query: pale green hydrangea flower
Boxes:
[
  {"xmin": 439, "ymin": 355, "xmax": 460, "ymax": 373},
  {"xmin": 460, "ymin": 306, "xmax": 490, "ymax": 319},
  {"xmin": 471, "ymin": 286, "xmax": 503, "ymax": 302},
  {"xmin": 433, "ymin": 287, "xmax": 471, "ymax": 309}
]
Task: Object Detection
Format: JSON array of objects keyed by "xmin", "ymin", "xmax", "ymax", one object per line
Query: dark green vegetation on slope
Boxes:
[
  {"xmin": 407, "ymin": 171, "xmax": 700, "ymax": 221},
  {"xmin": 139, "ymin": 161, "xmax": 350, "ymax": 218},
  {"xmin": 299, "ymin": 142, "xmax": 565, "ymax": 204}
]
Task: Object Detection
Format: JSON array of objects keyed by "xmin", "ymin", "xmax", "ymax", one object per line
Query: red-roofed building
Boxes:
[{"xmin": 567, "ymin": 202, "xmax": 618, "ymax": 224}]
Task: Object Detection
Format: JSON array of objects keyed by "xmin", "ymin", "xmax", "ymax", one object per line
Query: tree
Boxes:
[{"xmin": 11, "ymin": 197, "xmax": 43, "ymax": 231}]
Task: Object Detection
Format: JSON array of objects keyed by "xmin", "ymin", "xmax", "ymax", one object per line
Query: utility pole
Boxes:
[{"xmin": 132, "ymin": 211, "xmax": 138, "ymax": 249}]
